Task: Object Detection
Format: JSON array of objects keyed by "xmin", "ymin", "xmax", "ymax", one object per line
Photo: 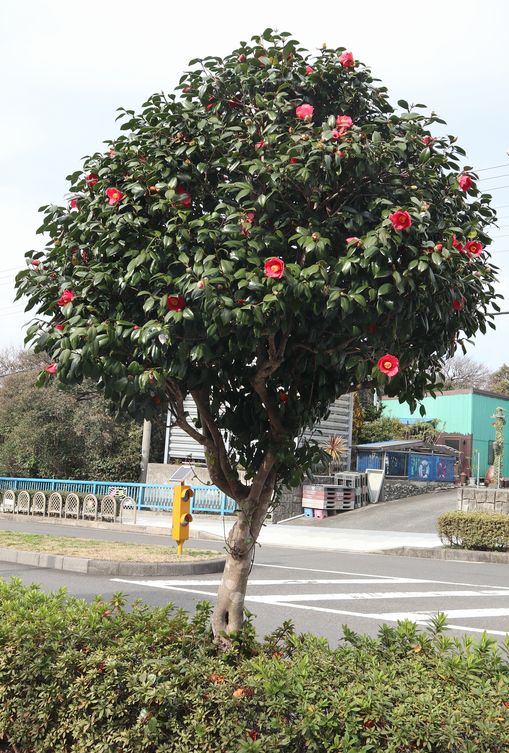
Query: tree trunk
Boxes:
[{"xmin": 211, "ymin": 487, "xmax": 273, "ymax": 639}]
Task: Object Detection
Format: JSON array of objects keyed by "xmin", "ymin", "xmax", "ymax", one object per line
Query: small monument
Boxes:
[{"xmin": 490, "ymin": 407, "xmax": 506, "ymax": 488}]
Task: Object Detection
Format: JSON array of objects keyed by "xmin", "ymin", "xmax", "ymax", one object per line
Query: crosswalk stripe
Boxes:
[
  {"xmin": 246, "ymin": 589, "xmax": 509, "ymax": 604},
  {"xmin": 112, "ymin": 577, "xmax": 429, "ymax": 587}
]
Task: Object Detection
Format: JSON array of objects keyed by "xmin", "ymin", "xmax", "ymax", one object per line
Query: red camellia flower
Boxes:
[
  {"xmin": 465, "ymin": 240, "xmax": 483, "ymax": 257},
  {"xmin": 85, "ymin": 173, "xmax": 99, "ymax": 187},
  {"xmin": 389, "ymin": 210, "xmax": 412, "ymax": 231},
  {"xmin": 452, "ymin": 234, "xmax": 464, "ymax": 252},
  {"xmin": 377, "ymin": 354, "xmax": 399, "ymax": 377},
  {"xmin": 176, "ymin": 185, "xmax": 192, "ymax": 208},
  {"xmin": 133, "ymin": 325, "xmax": 140, "ymax": 330},
  {"xmin": 238, "ymin": 53, "xmax": 246, "ymax": 62},
  {"xmin": 295, "ymin": 103, "xmax": 314, "ymax": 120},
  {"xmin": 54, "ymin": 323, "xmax": 64, "ymax": 332},
  {"xmin": 339, "ymin": 51, "xmax": 354, "ymax": 67},
  {"xmin": 31, "ymin": 259, "xmax": 40, "ymax": 267},
  {"xmin": 247, "ymin": 730, "xmax": 259, "ymax": 741},
  {"xmin": 346, "ymin": 236, "xmax": 362, "ymax": 246},
  {"xmin": 264, "ymin": 257, "xmax": 285, "ymax": 279},
  {"xmin": 278, "ymin": 391, "xmax": 289, "ymax": 403},
  {"xmin": 335, "ymin": 114, "xmax": 353, "ymax": 131},
  {"xmin": 167, "ymin": 294, "xmax": 186, "ymax": 312},
  {"xmin": 331, "ymin": 129, "xmax": 341, "ymax": 140},
  {"xmin": 305, "ymin": 65, "xmax": 314, "ymax": 74},
  {"xmin": 452, "ymin": 297, "xmax": 465, "ymax": 311},
  {"xmin": 69, "ymin": 197, "xmax": 78, "ymax": 209},
  {"xmin": 45, "ymin": 363, "xmax": 57, "ymax": 375},
  {"xmin": 196, "ymin": 280, "xmax": 205, "ymax": 290},
  {"xmin": 245, "ymin": 212, "xmax": 255, "ymax": 223},
  {"xmin": 105, "ymin": 187, "xmax": 124, "ymax": 205},
  {"xmin": 255, "ymin": 139, "xmax": 265, "ymax": 149},
  {"xmin": 57, "ymin": 289, "xmax": 75, "ymax": 307},
  {"xmin": 421, "ymin": 136, "xmax": 431, "ymax": 146},
  {"xmin": 289, "ymin": 157, "xmax": 297, "ymax": 164},
  {"xmin": 458, "ymin": 174, "xmax": 474, "ymax": 191},
  {"xmin": 435, "ymin": 243, "xmax": 443, "ymax": 252}
]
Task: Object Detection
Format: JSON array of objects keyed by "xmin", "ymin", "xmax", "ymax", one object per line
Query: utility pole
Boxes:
[{"xmin": 140, "ymin": 419, "xmax": 152, "ymax": 483}]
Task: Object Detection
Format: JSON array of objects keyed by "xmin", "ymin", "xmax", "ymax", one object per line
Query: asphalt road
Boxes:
[
  {"xmin": 291, "ymin": 488, "xmax": 458, "ymax": 532},
  {"xmin": 1, "ymin": 517, "xmax": 509, "ymax": 644}
]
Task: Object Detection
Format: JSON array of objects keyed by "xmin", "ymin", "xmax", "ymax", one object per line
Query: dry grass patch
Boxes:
[{"xmin": 0, "ymin": 531, "xmax": 221, "ymax": 562}]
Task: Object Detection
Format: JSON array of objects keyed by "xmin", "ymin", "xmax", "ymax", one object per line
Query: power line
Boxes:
[
  {"xmin": 475, "ymin": 163, "xmax": 509, "ymax": 173},
  {"xmin": 479, "ymin": 173, "xmax": 509, "ymax": 182}
]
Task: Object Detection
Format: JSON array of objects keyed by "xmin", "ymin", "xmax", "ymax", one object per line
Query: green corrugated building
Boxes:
[{"xmin": 381, "ymin": 389, "xmax": 509, "ymax": 479}]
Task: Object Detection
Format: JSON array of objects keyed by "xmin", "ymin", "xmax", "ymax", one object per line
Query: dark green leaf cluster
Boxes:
[
  {"xmin": 16, "ymin": 29, "xmax": 499, "ymax": 487},
  {"xmin": 1, "ymin": 579, "xmax": 509, "ymax": 752}
]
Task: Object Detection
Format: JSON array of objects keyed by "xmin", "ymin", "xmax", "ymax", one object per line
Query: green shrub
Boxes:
[
  {"xmin": 438, "ymin": 511, "xmax": 509, "ymax": 550},
  {"xmin": 0, "ymin": 580, "xmax": 509, "ymax": 752}
]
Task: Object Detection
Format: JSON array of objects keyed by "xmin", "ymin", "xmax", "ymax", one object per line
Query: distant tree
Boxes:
[
  {"xmin": 0, "ymin": 350, "xmax": 144, "ymax": 480},
  {"xmin": 440, "ymin": 355, "xmax": 491, "ymax": 390},
  {"xmin": 488, "ymin": 364, "xmax": 509, "ymax": 395},
  {"xmin": 359, "ymin": 415, "xmax": 440, "ymax": 444}
]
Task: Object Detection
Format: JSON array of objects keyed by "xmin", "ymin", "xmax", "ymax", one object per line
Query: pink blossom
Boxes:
[
  {"xmin": 338, "ymin": 51, "xmax": 354, "ymax": 68},
  {"xmin": 295, "ymin": 103, "xmax": 314, "ymax": 120}
]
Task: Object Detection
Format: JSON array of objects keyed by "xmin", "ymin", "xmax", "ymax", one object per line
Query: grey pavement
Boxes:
[
  {"xmin": 289, "ymin": 488, "xmax": 458, "ymax": 532},
  {"xmin": 1, "ymin": 544, "xmax": 509, "ymax": 644},
  {"xmin": 0, "ymin": 488, "xmax": 456, "ymax": 554},
  {"xmin": 1, "ymin": 493, "xmax": 509, "ymax": 643}
]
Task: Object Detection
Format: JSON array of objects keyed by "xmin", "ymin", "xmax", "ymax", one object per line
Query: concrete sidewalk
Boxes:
[{"xmin": 135, "ymin": 511, "xmax": 442, "ymax": 553}]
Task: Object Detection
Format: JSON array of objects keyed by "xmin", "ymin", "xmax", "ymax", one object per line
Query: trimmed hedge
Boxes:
[
  {"xmin": 438, "ymin": 511, "xmax": 509, "ymax": 551},
  {"xmin": 1, "ymin": 580, "xmax": 509, "ymax": 752}
]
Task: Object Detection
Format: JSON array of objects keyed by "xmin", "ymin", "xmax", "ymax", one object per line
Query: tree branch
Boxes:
[
  {"xmin": 250, "ymin": 335, "xmax": 290, "ymax": 440},
  {"xmin": 191, "ymin": 386, "xmax": 248, "ymax": 501},
  {"xmin": 165, "ymin": 378, "xmax": 213, "ymax": 449}
]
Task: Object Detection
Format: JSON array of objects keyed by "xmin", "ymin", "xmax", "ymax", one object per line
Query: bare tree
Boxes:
[{"xmin": 440, "ymin": 355, "xmax": 491, "ymax": 390}]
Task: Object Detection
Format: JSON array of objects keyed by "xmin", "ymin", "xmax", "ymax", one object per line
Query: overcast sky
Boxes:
[{"xmin": 1, "ymin": 0, "xmax": 508, "ymax": 369}]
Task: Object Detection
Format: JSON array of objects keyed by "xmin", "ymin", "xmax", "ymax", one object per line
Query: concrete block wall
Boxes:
[
  {"xmin": 457, "ymin": 487, "xmax": 509, "ymax": 515},
  {"xmin": 383, "ymin": 479, "xmax": 454, "ymax": 502}
]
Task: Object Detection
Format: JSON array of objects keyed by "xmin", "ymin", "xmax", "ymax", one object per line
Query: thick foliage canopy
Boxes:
[{"xmin": 17, "ymin": 29, "xmax": 498, "ymax": 491}]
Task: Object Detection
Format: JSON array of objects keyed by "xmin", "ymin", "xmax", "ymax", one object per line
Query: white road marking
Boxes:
[
  {"xmin": 246, "ymin": 589, "xmax": 509, "ymax": 604},
  {"xmin": 248, "ymin": 600, "xmax": 509, "ymax": 637},
  {"xmin": 253, "ymin": 562, "xmax": 509, "ymax": 591},
  {"xmin": 380, "ymin": 608, "xmax": 509, "ymax": 621},
  {"xmin": 111, "ymin": 571, "xmax": 509, "ymax": 638},
  {"xmin": 112, "ymin": 578, "xmax": 432, "ymax": 588}
]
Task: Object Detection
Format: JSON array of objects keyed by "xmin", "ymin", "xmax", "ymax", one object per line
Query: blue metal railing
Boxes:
[{"xmin": 0, "ymin": 476, "xmax": 236, "ymax": 515}]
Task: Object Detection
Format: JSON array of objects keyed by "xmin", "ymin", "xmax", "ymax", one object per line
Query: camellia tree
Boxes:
[{"xmin": 16, "ymin": 29, "xmax": 499, "ymax": 637}]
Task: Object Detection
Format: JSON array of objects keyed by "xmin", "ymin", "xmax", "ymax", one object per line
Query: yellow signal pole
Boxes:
[{"xmin": 172, "ymin": 483, "xmax": 193, "ymax": 555}]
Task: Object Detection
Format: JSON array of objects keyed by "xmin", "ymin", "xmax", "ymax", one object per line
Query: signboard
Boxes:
[
  {"xmin": 408, "ymin": 454, "xmax": 454, "ymax": 482},
  {"xmin": 108, "ymin": 486, "xmax": 127, "ymax": 498}
]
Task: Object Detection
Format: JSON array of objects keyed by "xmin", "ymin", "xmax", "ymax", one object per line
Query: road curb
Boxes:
[
  {"xmin": 379, "ymin": 546, "xmax": 509, "ymax": 564},
  {"xmin": 0, "ymin": 546, "xmax": 226, "ymax": 576}
]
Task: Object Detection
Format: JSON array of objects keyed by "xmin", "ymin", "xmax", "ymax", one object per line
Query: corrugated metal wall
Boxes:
[
  {"xmin": 165, "ymin": 397, "xmax": 208, "ymax": 462},
  {"xmin": 300, "ymin": 393, "xmax": 353, "ymax": 468},
  {"xmin": 165, "ymin": 394, "xmax": 353, "ymax": 466}
]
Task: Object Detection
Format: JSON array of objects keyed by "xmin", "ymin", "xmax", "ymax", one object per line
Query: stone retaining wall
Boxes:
[
  {"xmin": 384, "ymin": 479, "xmax": 454, "ymax": 502},
  {"xmin": 457, "ymin": 487, "xmax": 509, "ymax": 514}
]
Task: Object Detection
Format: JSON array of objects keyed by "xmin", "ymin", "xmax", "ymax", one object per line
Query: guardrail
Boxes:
[{"xmin": 0, "ymin": 477, "xmax": 236, "ymax": 516}]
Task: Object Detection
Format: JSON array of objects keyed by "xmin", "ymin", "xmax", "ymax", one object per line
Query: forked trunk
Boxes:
[{"xmin": 211, "ymin": 487, "xmax": 273, "ymax": 639}]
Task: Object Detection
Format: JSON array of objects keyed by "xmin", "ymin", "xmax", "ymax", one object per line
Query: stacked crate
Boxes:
[
  {"xmin": 334, "ymin": 472, "xmax": 369, "ymax": 507},
  {"xmin": 302, "ymin": 484, "xmax": 356, "ymax": 518}
]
